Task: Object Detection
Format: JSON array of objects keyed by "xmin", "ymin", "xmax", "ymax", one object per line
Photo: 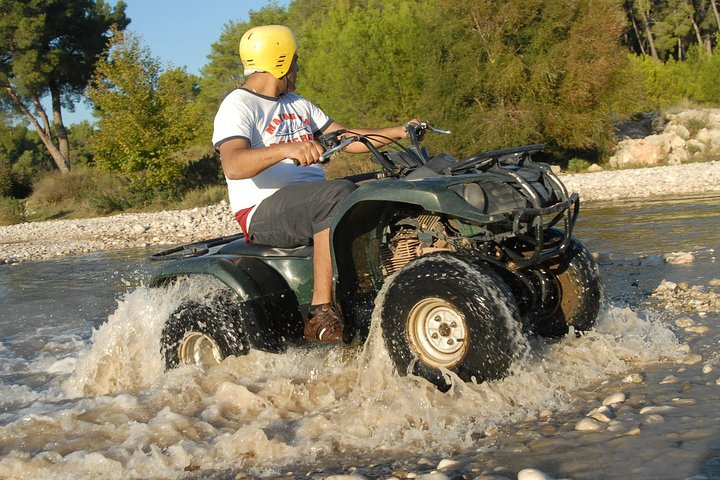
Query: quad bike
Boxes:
[{"xmin": 149, "ymin": 122, "xmax": 603, "ymax": 391}]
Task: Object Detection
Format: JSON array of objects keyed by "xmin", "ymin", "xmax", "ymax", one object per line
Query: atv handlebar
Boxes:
[{"xmin": 316, "ymin": 121, "xmax": 451, "ymax": 165}]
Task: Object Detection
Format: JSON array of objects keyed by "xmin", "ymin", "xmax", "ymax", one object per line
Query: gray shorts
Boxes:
[{"xmin": 248, "ymin": 179, "xmax": 356, "ymax": 247}]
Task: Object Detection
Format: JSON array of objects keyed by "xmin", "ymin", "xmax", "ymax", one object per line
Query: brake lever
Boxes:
[
  {"xmin": 423, "ymin": 123, "xmax": 452, "ymax": 135},
  {"xmin": 319, "ymin": 135, "xmax": 357, "ymax": 163}
]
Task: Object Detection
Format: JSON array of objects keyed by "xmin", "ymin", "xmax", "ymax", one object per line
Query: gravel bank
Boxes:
[{"xmin": 1, "ymin": 161, "xmax": 719, "ymax": 265}]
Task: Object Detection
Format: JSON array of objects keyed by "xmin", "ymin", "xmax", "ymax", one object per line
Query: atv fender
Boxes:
[
  {"xmin": 150, "ymin": 255, "xmax": 306, "ymax": 348},
  {"xmin": 333, "ymin": 178, "xmax": 495, "ymax": 227}
]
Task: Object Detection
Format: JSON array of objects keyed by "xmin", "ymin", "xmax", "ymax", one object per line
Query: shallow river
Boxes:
[{"xmin": 0, "ymin": 194, "xmax": 719, "ymax": 480}]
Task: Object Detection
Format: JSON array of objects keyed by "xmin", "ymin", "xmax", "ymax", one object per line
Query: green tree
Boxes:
[
  {"xmin": 0, "ymin": 0, "xmax": 128, "ymax": 174},
  {"xmin": 297, "ymin": 0, "xmax": 434, "ymax": 126},
  {"xmin": 87, "ymin": 30, "xmax": 205, "ymax": 193},
  {"xmin": 419, "ymin": 0, "xmax": 637, "ymax": 157}
]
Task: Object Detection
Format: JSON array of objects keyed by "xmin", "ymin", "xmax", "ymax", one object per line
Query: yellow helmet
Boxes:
[{"xmin": 239, "ymin": 25, "xmax": 298, "ymax": 79}]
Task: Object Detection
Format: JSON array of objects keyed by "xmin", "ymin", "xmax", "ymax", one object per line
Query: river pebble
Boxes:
[
  {"xmin": 653, "ymin": 280, "xmax": 720, "ymax": 313},
  {"xmin": 517, "ymin": 468, "xmax": 552, "ymax": 480},
  {"xmin": 575, "ymin": 417, "xmax": 604, "ymax": 432},
  {"xmin": 602, "ymin": 392, "xmax": 626, "ymax": 406},
  {"xmin": 588, "ymin": 405, "xmax": 615, "ymax": 423},
  {"xmin": 665, "ymin": 251, "xmax": 695, "ymax": 264},
  {"xmin": 622, "ymin": 373, "xmax": 645, "ymax": 383},
  {"xmin": 640, "ymin": 405, "xmax": 675, "ymax": 414},
  {"xmin": 436, "ymin": 459, "xmax": 459, "ymax": 470}
]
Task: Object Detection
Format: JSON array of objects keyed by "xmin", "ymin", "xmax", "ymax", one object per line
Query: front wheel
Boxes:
[
  {"xmin": 532, "ymin": 239, "xmax": 603, "ymax": 338},
  {"xmin": 161, "ymin": 297, "xmax": 251, "ymax": 370},
  {"xmin": 379, "ymin": 254, "xmax": 523, "ymax": 391}
]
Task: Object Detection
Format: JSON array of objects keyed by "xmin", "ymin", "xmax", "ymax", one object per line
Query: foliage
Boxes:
[
  {"xmin": 566, "ymin": 158, "xmax": 593, "ymax": 172},
  {"xmin": 0, "ymin": 0, "xmax": 128, "ymax": 172},
  {"xmin": 179, "ymin": 185, "xmax": 228, "ymax": 209},
  {"xmin": 629, "ymin": 44, "xmax": 720, "ymax": 108},
  {"xmin": 68, "ymin": 121, "xmax": 96, "ymax": 167},
  {"xmin": 297, "ymin": 0, "xmax": 435, "ymax": 126},
  {"xmin": 0, "ymin": 119, "xmax": 52, "ymax": 197},
  {"xmin": 0, "ymin": 153, "xmax": 11, "ymax": 197},
  {"xmin": 87, "ymin": 30, "xmax": 206, "ymax": 194},
  {"xmin": 0, "ymin": 196, "xmax": 25, "ymax": 225},
  {"xmin": 624, "ymin": 0, "xmax": 719, "ymax": 61},
  {"xmin": 416, "ymin": 0, "xmax": 638, "ymax": 157}
]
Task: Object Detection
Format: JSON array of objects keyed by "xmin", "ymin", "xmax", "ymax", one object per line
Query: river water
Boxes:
[{"xmin": 0, "ymin": 194, "xmax": 718, "ymax": 480}]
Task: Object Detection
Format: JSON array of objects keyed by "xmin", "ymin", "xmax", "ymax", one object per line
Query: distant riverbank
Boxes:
[{"xmin": 1, "ymin": 160, "xmax": 719, "ymax": 265}]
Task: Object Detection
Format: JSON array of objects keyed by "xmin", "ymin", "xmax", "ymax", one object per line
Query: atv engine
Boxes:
[{"xmin": 379, "ymin": 213, "xmax": 455, "ymax": 276}]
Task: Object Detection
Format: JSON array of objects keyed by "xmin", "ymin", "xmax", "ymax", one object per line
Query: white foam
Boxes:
[{"xmin": 0, "ymin": 277, "xmax": 682, "ymax": 478}]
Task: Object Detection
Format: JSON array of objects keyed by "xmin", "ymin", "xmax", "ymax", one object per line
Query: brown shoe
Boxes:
[{"xmin": 304, "ymin": 304, "xmax": 343, "ymax": 342}]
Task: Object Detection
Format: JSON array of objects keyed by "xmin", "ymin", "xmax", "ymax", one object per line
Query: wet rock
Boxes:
[
  {"xmin": 602, "ymin": 392, "xmax": 626, "ymax": 406},
  {"xmin": 665, "ymin": 251, "xmax": 695, "ymax": 264},
  {"xmin": 660, "ymin": 375, "xmax": 679, "ymax": 384},
  {"xmin": 517, "ymin": 468, "xmax": 552, "ymax": 480},
  {"xmin": 437, "ymin": 459, "xmax": 460, "ymax": 470},
  {"xmin": 415, "ymin": 473, "xmax": 450, "ymax": 480},
  {"xmin": 675, "ymin": 317, "xmax": 695, "ymax": 328},
  {"xmin": 324, "ymin": 475, "xmax": 368, "ymax": 480},
  {"xmin": 622, "ymin": 373, "xmax": 645, "ymax": 384},
  {"xmin": 652, "ymin": 280, "xmax": 720, "ymax": 313},
  {"xmin": 640, "ymin": 405, "xmax": 675, "ymax": 414},
  {"xmin": 642, "ymin": 414, "xmax": 665, "ymax": 425},
  {"xmin": 588, "ymin": 405, "xmax": 616, "ymax": 423},
  {"xmin": 575, "ymin": 417, "xmax": 604, "ymax": 432},
  {"xmin": 683, "ymin": 353, "xmax": 704, "ymax": 365}
]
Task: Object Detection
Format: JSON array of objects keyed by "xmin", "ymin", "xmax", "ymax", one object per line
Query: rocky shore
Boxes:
[{"xmin": 1, "ymin": 160, "xmax": 719, "ymax": 265}]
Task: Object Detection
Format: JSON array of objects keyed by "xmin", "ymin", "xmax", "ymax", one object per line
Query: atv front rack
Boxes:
[
  {"xmin": 460, "ymin": 145, "xmax": 580, "ymax": 268},
  {"xmin": 503, "ymin": 192, "xmax": 579, "ymax": 268}
]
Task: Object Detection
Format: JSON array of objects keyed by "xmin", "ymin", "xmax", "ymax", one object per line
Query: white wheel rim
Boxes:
[
  {"xmin": 178, "ymin": 332, "xmax": 223, "ymax": 368},
  {"xmin": 407, "ymin": 297, "xmax": 468, "ymax": 368}
]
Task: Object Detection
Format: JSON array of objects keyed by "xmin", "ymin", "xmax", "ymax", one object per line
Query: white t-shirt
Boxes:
[{"xmin": 212, "ymin": 89, "xmax": 333, "ymax": 218}]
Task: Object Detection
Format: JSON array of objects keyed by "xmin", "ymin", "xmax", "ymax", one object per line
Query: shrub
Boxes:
[
  {"xmin": 0, "ymin": 196, "xmax": 25, "ymax": 225},
  {"xmin": 567, "ymin": 158, "xmax": 592, "ymax": 172},
  {"xmin": 30, "ymin": 170, "xmax": 97, "ymax": 206},
  {"xmin": 179, "ymin": 185, "xmax": 228, "ymax": 209}
]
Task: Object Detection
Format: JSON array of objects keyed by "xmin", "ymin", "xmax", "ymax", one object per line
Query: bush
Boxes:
[
  {"xmin": 567, "ymin": 158, "xmax": 592, "ymax": 172},
  {"xmin": 0, "ymin": 196, "xmax": 25, "ymax": 225},
  {"xmin": 30, "ymin": 170, "xmax": 97, "ymax": 207},
  {"xmin": 179, "ymin": 185, "xmax": 228, "ymax": 208}
]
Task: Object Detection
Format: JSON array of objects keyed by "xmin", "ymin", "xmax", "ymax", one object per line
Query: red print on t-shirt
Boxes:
[{"xmin": 265, "ymin": 113, "xmax": 312, "ymax": 143}]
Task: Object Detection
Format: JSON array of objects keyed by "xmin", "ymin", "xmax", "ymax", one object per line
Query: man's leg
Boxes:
[
  {"xmin": 311, "ymin": 227, "xmax": 333, "ymax": 305},
  {"xmin": 305, "ymin": 226, "xmax": 342, "ymax": 342}
]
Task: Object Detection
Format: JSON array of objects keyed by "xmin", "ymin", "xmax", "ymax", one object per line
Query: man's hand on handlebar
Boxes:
[{"xmin": 283, "ymin": 140, "xmax": 325, "ymax": 166}]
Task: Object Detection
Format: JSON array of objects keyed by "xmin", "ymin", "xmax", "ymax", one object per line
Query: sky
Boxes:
[{"xmin": 62, "ymin": 0, "xmax": 288, "ymax": 124}]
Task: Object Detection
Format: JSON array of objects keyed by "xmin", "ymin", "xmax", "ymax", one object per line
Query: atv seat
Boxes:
[{"xmin": 217, "ymin": 238, "xmax": 314, "ymax": 257}]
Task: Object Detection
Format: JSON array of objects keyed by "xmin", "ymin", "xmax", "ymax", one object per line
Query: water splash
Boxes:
[{"xmin": 0, "ymin": 281, "xmax": 681, "ymax": 479}]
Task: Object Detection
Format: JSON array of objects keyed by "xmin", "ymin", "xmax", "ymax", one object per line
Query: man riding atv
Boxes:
[
  {"xmin": 152, "ymin": 26, "xmax": 602, "ymax": 393},
  {"xmin": 212, "ymin": 24, "xmax": 416, "ymax": 343}
]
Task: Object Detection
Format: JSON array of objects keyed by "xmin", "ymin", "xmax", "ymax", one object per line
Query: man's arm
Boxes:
[
  {"xmin": 323, "ymin": 121, "xmax": 416, "ymax": 154},
  {"xmin": 218, "ymin": 137, "xmax": 326, "ymax": 179}
]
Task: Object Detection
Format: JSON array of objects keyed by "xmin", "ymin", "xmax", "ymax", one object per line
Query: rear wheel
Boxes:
[
  {"xmin": 379, "ymin": 253, "xmax": 523, "ymax": 391},
  {"xmin": 162, "ymin": 297, "xmax": 251, "ymax": 370}
]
